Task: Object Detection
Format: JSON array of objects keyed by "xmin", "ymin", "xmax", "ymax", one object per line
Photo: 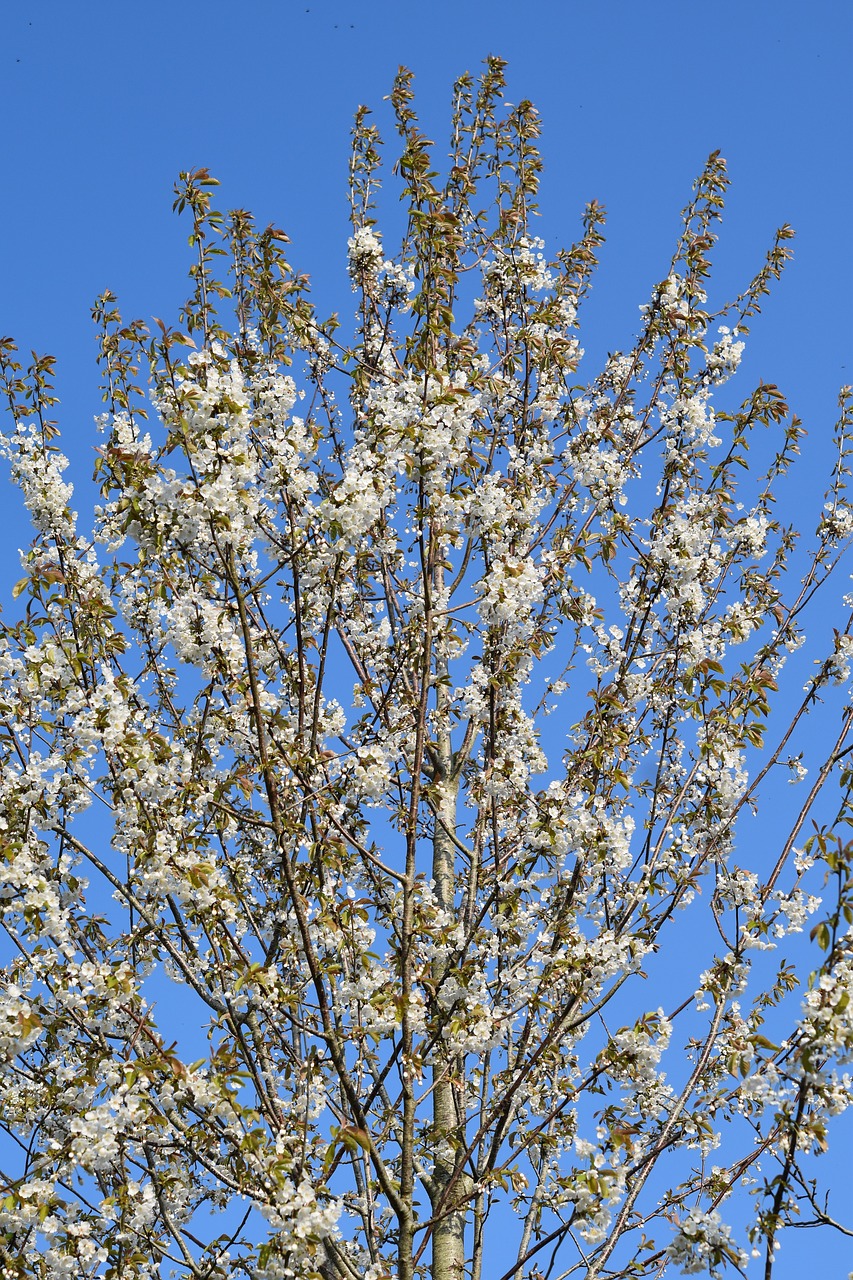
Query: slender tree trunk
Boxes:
[
  {"xmin": 429, "ymin": 764, "xmax": 472, "ymax": 1280},
  {"xmin": 429, "ymin": 610, "xmax": 473, "ymax": 1280}
]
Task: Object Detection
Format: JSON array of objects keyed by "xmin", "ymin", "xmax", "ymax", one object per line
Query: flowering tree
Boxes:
[{"xmin": 1, "ymin": 57, "xmax": 852, "ymax": 1280}]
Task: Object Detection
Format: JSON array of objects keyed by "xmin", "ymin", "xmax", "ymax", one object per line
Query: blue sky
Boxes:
[{"xmin": 1, "ymin": 1, "xmax": 851, "ymax": 1274}]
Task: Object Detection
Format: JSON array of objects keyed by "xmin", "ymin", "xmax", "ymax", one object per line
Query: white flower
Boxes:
[{"xmin": 665, "ymin": 1208, "xmax": 746, "ymax": 1276}]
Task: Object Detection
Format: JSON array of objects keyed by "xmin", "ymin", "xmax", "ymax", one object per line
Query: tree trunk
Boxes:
[{"xmin": 429, "ymin": 758, "xmax": 472, "ymax": 1280}]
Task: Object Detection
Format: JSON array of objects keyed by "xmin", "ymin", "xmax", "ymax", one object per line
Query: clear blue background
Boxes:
[{"xmin": 0, "ymin": 1, "xmax": 850, "ymax": 1274}]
